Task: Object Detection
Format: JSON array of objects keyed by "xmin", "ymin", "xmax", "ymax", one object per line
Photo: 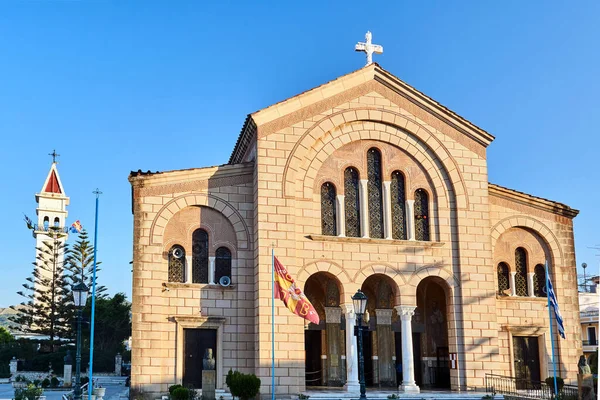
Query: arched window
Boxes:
[
  {"xmin": 414, "ymin": 189, "xmax": 430, "ymax": 241},
  {"xmin": 497, "ymin": 262, "xmax": 510, "ymax": 295},
  {"xmin": 53, "ymin": 217, "xmax": 60, "ymax": 227},
  {"xmin": 344, "ymin": 167, "xmax": 361, "ymax": 238},
  {"xmin": 321, "ymin": 182, "xmax": 337, "ymax": 236},
  {"xmin": 168, "ymin": 245, "xmax": 185, "ymax": 283},
  {"xmin": 192, "ymin": 229, "xmax": 209, "ymax": 283},
  {"xmin": 215, "ymin": 247, "xmax": 232, "ymax": 283},
  {"xmin": 391, "ymin": 171, "xmax": 407, "ymax": 240},
  {"xmin": 533, "ymin": 264, "xmax": 546, "ymax": 297},
  {"xmin": 43, "ymin": 216, "xmax": 49, "ymax": 230},
  {"xmin": 515, "ymin": 247, "xmax": 528, "ymax": 296},
  {"xmin": 367, "ymin": 148, "xmax": 384, "ymax": 239}
]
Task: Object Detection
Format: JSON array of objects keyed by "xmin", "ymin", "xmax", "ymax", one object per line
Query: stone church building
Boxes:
[{"xmin": 129, "ymin": 63, "xmax": 581, "ymax": 398}]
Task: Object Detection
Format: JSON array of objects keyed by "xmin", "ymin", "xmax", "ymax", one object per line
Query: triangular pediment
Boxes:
[
  {"xmin": 230, "ymin": 63, "xmax": 494, "ymax": 164},
  {"xmin": 39, "ymin": 163, "xmax": 67, "ymax": 196}
]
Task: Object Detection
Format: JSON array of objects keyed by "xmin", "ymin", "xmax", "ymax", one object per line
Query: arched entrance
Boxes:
[
  {"xmin": 416, "ymin": 277, "xmax": 451, "ymax": 389},
  {"xmin": 361, "ymin": 274, "xmax": 400, "ymax": 388},
  {"xmin": 304, "ymin": 272, "xmax": 344, "ymax": 387}
]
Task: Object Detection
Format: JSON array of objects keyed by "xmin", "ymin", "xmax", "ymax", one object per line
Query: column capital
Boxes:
[
  {"xmin": 395, "ymin": 305, "xmax": 416, "ymax": 320},
  {"xmin": 341, "ymin": 304, "xmax": 355, "ymax": 317},
  {"xmin": 325, "ymin": 307, "xmax": 342, "ymax": 323},
  {"xmin": 375, "ymin": 309, "xmax": 393, "ymax": 325}
]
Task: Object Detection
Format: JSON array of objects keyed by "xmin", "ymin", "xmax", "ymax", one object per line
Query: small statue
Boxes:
[
  {"xmin": 578, "ymin": 355, "xmax": 591, "ymax": 375},
  {"xmin": 203, "ymin": 348, "xmax": 216, "ymax": 371}
]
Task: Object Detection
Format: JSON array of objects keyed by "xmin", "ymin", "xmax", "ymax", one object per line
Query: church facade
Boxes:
[{"xmin": 129, "ymin": 63, "xmax": 581, "ymax": 398}]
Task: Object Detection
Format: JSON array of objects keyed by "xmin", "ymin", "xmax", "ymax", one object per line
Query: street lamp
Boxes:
[
  {"xmin": 72, "ymin": 282, "xmax": 89, "ymax": 400},
  {"xmin": 352, "ymin": 290, "xmax": 368, "ymax": 400}
]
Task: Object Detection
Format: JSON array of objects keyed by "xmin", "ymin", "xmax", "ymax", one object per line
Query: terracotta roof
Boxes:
[{"xmin": 488, "ymin": 182, "xmax": 579, "ymax": 218}]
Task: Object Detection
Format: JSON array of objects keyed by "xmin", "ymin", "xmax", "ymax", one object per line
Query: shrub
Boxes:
[
  {"xmin": 50, "ymin": 376, "xmax": 60, "ymax": 388},
  {"xmin": 41, "ymin": 378, "xmax": 50, "ymax": 388},
  {"xmin": 14, "ymin": 383, "xmax": 43, "ymax": 400},
  {"xmin": 168, "ymin": 384, "xmax": 183, "ymax": 395},
  {"xmin": 172, "ymin": 387, "xmax": 190, "ymax": 400},
  {"xmin": 545, "ymin": 376, "xmax": 564, "ymax": 393},
  {"xmin": 226, "ymin": 369, "xmax": 261, "ymax": 400}
]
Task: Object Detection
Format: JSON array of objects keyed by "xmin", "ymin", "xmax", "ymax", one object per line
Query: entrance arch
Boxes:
[
  {"xmin": 304, "ymin": 272, "xmax": 344, "ymax": 387},
  {"xmin": 416, "ymin": 277, "xmax": 451, "ymax": 389},
  {"xmin": 361, "ymin": 274, "xmax": 399, "ymax": 387}
]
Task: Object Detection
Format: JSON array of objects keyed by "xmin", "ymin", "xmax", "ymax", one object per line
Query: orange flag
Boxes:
[{"xmin": 273, "ymin": 257, "xmax": 320, "ymax": 324}]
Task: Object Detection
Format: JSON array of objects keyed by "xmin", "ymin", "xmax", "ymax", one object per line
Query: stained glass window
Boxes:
[
  {"xmin": 515, "ymin": 247, "xmax": 528, "ymax": 296},
  {"xmin": 321, "ymin": 182, "xmax": 337, "ymax": 236},
  {"xmin": 533, "ymin": 264, "xmax": 546, "ymax": 297},
  {"xmin": 414, "ymin": 189, "xmax": 430, "ymax": 241},
  {"xmin": 344, "ymin": 167, "xmax": 361, "ymax": 237},
  {"xmin": 391, "ymin": 171, "xmax": 407, "ymax": 240},
  {"xmin": 168, "ymin": 245, "xmax": 185, "ymax": 283},
  {"xmin": 497, "ymin": 262, "xmax": 510, "ymax": 295},
  {"xmin": 192, "ymin": 229, "xmax": 209, "ymax": 283},
  {"xmin": 367, "ymin": 148, "xmax": 384, "ymax": 239},
  {"xmin": 215, "ymin": 247, "xmax": 232, "ymax": 283}
]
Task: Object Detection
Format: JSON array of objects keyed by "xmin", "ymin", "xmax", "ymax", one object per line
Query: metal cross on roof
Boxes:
[
  {"xmin": 49, "ymin": 149, "xmax": 60, "ymax": 163},
  {"xmin": 355, "ymin": 31, "xmax": 383, "ymax": 66}
]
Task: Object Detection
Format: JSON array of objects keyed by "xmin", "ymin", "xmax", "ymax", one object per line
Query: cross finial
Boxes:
[
  {"xmin": 48, "ymin": 149, "xmax": 60, "ymax": 164},
  {"xmin": 355, "ymin": 31, "xmax": 383, "ymax": 66}
]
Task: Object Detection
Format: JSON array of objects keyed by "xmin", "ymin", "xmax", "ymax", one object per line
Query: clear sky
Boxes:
[{"xmin": 0, "ymin": 1, "xmax": 598, "ymax": 307}]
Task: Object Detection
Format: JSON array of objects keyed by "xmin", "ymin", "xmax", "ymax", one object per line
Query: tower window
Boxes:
[
  {"xmin": 344, "ymin": 167, "xmax": 361, "ymax": 238},
  {"xmin": 321, "ymin": 182, "xmax": 337, "ymax": 236},
  {"xmin": 367, "ymin": 148, "xmax": 384, "ymax": 239},
  {"xmin": 54, "ymin": 217, "xmax": 60, "ymax": 228},
  {"xmin": 515, "ymin": 247, "xmax": 528, "ymax": 296},
  {"xmin": 168, "ymin": 245, "xmax": 185, "ymax": 283},
  {"xmin": 192, "ymin": 229, "xmax": 209, "ymax": 284},
  {"xmin": 414, "ymin": 189, "xmax": 430, "ymax": 241}
]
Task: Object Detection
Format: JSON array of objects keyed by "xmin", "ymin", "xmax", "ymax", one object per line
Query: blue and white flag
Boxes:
[{"xmin": 547, "ymin": 272, "xmax": 566, "ymax": 339}]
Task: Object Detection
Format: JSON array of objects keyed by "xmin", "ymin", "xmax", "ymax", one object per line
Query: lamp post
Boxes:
[
  {"xmin": 72, "ymin": 282, "xmax": 89, "ymax": 400},
  {"xmin": 352, "ymin": 290, "xmax": 368, "ymax": 400}
]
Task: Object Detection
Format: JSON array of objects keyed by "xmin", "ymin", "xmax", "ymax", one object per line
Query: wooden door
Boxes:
[
  {"xmin": 513, "ymin": 336, "xmax": 541, "ymax": 389},
  {"xmin": 304, "ymin": 330, "xmax": 322, "ymax": 386},
  {"xmin": 183, "ymin": 329, "xmax": 217, "ymax": 389}
]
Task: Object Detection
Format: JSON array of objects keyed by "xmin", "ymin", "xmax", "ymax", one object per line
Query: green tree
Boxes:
[
  {"xmin": 66, "ymin": 230, "xmax": 106, "ymax": 298},
  {"xmin": 0, "ymin": 327, "xmax": 13, "ymax": 344},
  {"xmin": 10, "ymin": 227, "xmax": 72, "ymax": 350}
]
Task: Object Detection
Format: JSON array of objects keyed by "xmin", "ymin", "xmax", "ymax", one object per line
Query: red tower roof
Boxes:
[{"xmin": 44, "ymin": 170, "xmax": 62, "ymax": 194}]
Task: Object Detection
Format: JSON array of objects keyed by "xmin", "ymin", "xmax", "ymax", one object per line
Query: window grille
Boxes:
[
  {"xmin": 192, "ymin": 229, "xmax": 209, "ymax": 283},
  {"xmin": 168, "ymin": 245, "xmax": 185, "ymax": 283},
  {"xmin": 515, "ymin": 248, "xmax": 528, "ymax": 296},
  {"xmin": 367, "ymin": 148, "xmax": 384, "ymax": 238},
  {"xmin": 414, "ymin": 189, "xmax": 430, "ymax": 241},
  {"xmin": 533, "ymin": 264, "xmax": 546, "ymax": 297},
  {"xmin": 321, "ymin": 182, "xmax": 337, "ymax": 236},
  {"xmin": 391, "ymin": 171, "xmax": 407, "ymax": 240},
  {"xmin": 215, "ymin": 247, "xmax": 232, "ymax": 283},
  {"xmin": 497, "ymin": 262, "xmax": 510, "ymax": 295},
  {"xmin": 344, "ymin": 168, "xmax": 361, "ymax": 237}
]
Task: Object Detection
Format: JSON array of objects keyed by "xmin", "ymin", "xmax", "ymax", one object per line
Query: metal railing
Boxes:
[
  {"xmin": 582, "ymin": 339, "xmax": 598, "ymax": 346},
  {"xmin": 485, "ymin": 373, "xmax": 578, "ymax": 400},
  {"xmin": 61, "ymin": 382, "xmax": 88, "ymax": 400}
]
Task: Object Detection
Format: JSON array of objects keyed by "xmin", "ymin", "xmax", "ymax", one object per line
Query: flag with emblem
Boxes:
[
  {"xmin": 273, "ymin": 257, "xmax": 320, "ymax": 324},
  {"xmin": 70, "ymin": 220, "xmax": 83, "ymax": 233}
]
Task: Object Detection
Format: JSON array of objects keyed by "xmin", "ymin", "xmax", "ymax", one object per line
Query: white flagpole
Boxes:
[{"xmin": 544, "ymin": 260, "xmax": 559, "ymax": 396}]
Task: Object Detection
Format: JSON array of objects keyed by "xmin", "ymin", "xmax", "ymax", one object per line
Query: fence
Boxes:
[{"xmin": 485, "ymin": 373, "xmax": 578, "ymax": 400}]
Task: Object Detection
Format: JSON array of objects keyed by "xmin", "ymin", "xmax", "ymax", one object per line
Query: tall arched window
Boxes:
[
  {"xmin": 321, "ymin": 182, "xmax": 337, "ymax": 236},
  {"xmin": 43, "ymin": 216, "xmax": 49, "ymax": 230},
  {"xmin": 533, "ymin": 264, "xmax": 546, "ymax": 297},
  {"xmin": 414, "ymin": 189, "xmax": 430, "ymax": 241},
  {"xmin": 391, "ymin": 171, "xmax": 407, "ymax": 240},
  {"xmin": 367, "ymin": 148, "xmax": 384, "ymax": 239},
  {"xmin": 515, "ymin": 247, "xmax": 528, "ymax": 296},
  {"xmin": 497, "ymin": 262, "xmax": 510, "ymax": 295},
  {"xmin": 344, "ymin": 167, "xmax": 361, "ymax": 238},
  {"xmin": 192, "ymin": 229, "xmax": 209, "ymax": 283},
  {"xmin": 215, "ymin": 247, "xmax": 232, "ymax": 283},
  {"xmin": 53, "ymin": 217, "xmax": 60, "ymax": 227},
  {"xmin": 168, "ymin": 245, "xmax": 185, "ymax": 283}
]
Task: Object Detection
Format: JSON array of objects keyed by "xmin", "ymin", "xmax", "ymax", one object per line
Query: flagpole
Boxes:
[
  {"xmin": 271, "ymin": 247, "xmax": 275, "ymax": 400},
  {"xmin": 88, "ymin": 189, "xmax": 101, "ymax": 399},
  {"xmin": 545, "ymin": 259, "xmax": 559, "ymax": 397}
]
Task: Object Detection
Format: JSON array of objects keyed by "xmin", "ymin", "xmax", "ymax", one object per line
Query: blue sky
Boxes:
[{"xmin": 0, "ymin": 1, "xmax": 598, "ymax": 306}]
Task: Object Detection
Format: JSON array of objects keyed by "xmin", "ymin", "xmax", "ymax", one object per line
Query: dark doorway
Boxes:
[
  {"xmin": 394, "ymin": 332, "xmax": 422, "ymax": 386},
  {"xmin": 513, "ymin": 336, "xmax": 541, "ymax": 388},
  {"xmin": 183, "ymin": 329, "xmax": 217, "ymax": 388},
  {"xmin": 434, "ymin": 346, "xmax": 451, "ymax": 389},
  {"xmin": 305, "ymin": 330, "xmax": 322, "ymax": 386},
  {"xmin": 362, "ymin": 330, "xmax": 374, "ymax": 387}
]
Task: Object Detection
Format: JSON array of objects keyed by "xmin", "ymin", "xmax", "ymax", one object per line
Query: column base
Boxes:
[
  {"xmin": 344, "ymin": 382, "xmax": 360, "ymax": 394},
  {"xmin": 399, "ymin": 383, "xmax": 420, "ymax": 393}
]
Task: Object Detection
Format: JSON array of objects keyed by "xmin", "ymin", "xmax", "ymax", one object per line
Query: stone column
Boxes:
[
  {"xmin": 342, "ymin": 305, "xmax": 360, "ymax": 393},
  {"xmin": 115, "ymin": 353, "xmax": 122, "ymax": 376},
  {"xmin": 382, "ymin": 181, "xmax": 393, "ymax": 240},
  {"xmin": 9, "ymin": 357, "xmax": 17, "ymax": 378},
  {"xmin": 359, "ymin": 179, "xmax": 369, "ymax": 238},
  {"xmin": 336, "ymin": 194, "xmax": 345, "ymax": 237},
  {"xmin": 208, "ymin": 256, "xmax": 216, "ymax": 284},
  {"xmin": 406, "ymin": 200, "xmax": 415, "ymax": 240},
  {"xmin": 325, "ymin": 307, "xmax": 343, "ymax": 385},
  {"xmin": 510, "ymin": 272, "xmax": 517, "ymax": 296},
  {"xmin": 376, "ymin": 309, "xmax": 395, "ymax": 386},
  {"xmin": 185, "ymin": 255, "xmax": 192, "ymax": 283},
  {"xmin": 395, "ymin": 306, "xmax": 420, "ymax": 393},
  {"xmin": 527, "ymin": 273, "xmax": 535, "ymax": 297}
]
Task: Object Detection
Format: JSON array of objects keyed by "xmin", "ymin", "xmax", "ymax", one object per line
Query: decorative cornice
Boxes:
[
  {"xmin": 138, "ymin": 173, "xmax": 253, "ymax": 197},
  {"xmin": 308, "ymin": 234, "xmax": 444, "ymax": 248},
  {"xmin": 375, "ymin": 309, "xmax": 393, "ymax": 325},
  {"xmin": 325, "ymin": 307, "xmax": 342, "ymax": 324},
  {"xmin": 489, "ymin": 183, "xmax": 579, "ymax": 219}
]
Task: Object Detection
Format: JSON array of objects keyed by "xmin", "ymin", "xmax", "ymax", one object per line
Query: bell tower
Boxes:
[{"xmin": 34, "ymin": 152, "xmax": 69, "ymax": 289}]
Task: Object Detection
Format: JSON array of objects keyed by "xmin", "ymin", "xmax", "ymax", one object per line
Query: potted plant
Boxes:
[
  {"xmin": 545, "ymin": 376, "xmax": 565, "ymax": 394},
  {"xmin": 93, "ymin": 385, "xmax": 106, "ymax": 398},
  {"xmin": 13, "ymin": 375, "xmax": 29, "ymax": 388},
  {"xmin": 14, "ymin": 383, "xmax": 44, "ymax": 400}
]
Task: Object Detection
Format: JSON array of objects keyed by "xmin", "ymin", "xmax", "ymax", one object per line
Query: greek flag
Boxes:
[{"xmin": 547, "ymin": 272, "xmax": 566, "ymax": 339}]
